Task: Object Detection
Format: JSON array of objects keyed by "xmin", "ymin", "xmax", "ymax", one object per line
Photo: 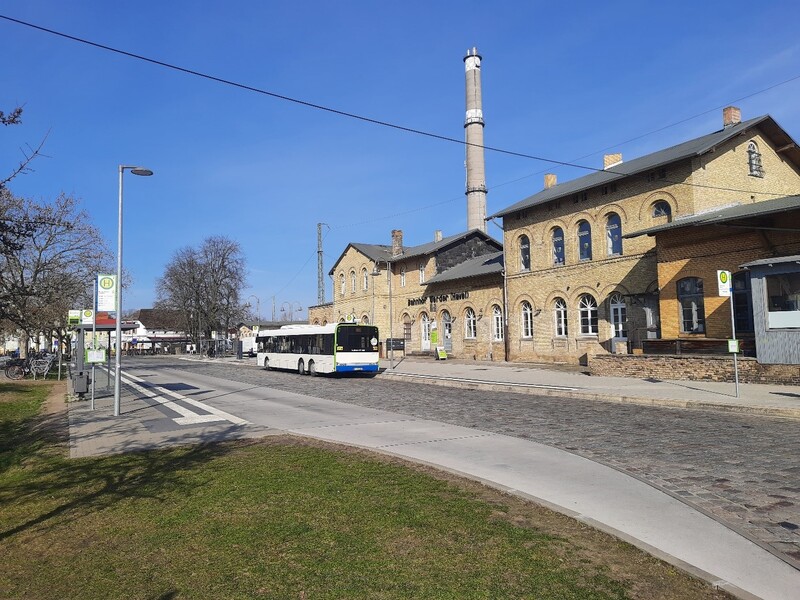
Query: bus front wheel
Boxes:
[
  {"xmin": 308, "ymin": 361, "xmax": 317, "ymax": 376},
  {"xmin": 264, "ymin": 358, "xmax": 270, "ymax": 371},
  {"xmin": 298, "ymin": 359, "xmax": 305, "ymax": 375}
]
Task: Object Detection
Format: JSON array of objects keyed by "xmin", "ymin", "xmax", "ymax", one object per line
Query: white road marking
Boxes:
[{"xmin": 110, "ymin": 369, "xmax": 248, "ymax": 425}]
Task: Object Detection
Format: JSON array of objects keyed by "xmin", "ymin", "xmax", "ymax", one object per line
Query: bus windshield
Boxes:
[{"xmin": 337, "ymin": 326, "xmax": 379, "ymax": 353}]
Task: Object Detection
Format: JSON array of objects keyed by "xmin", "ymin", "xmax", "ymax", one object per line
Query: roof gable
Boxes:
[{"xmin": 489, "ymin": 115, "xmax": 798, "ymax": 219}]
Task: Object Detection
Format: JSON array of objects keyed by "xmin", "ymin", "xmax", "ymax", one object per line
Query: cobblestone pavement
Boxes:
[{"xmin": 160, "ymin": 359, "xmax": 800, "ymax": 568}]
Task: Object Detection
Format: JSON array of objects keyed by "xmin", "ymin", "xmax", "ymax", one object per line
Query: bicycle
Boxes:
[{"xmin": 4, "ymin": 353, "xmax": 55, "ymax": 380}]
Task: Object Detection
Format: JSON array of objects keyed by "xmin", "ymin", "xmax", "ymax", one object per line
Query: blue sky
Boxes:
[{"xmin": 2, "ymin": 1, "xmax": 799, "ymax": 319}]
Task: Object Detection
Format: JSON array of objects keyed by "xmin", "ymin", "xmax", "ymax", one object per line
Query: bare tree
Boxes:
[
  {"xmin": 1, "ymin": 106, "xmax": 48, "ymax": 191},
  {"xmin": 155, "ymin": 236, "xmax": 248, "ymax": 341},
  {"xmin": 0, "ymin": 192, "xmax": 113, "ymax": 353}
]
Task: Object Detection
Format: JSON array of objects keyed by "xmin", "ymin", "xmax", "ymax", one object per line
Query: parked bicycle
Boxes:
[{"xmin": 4, "ymin": 352, "xmax": 56, "ymax": 380}]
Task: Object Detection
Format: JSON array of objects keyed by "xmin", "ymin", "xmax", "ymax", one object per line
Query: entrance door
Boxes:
[
  {"xmin": 441, "ymin": 311, "xmax": 453, "ymax": 353},
  {"xmin": 609, "ymin": 293, "xmax": 628, "ymax": 352},
  {"xmin": 421, "ymin": 313, "xmax": 431, "ymax": 352}
]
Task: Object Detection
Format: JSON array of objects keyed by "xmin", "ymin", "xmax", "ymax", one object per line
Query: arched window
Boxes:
[
  {"xmin": 519, "ymin": 235, "xmax": 531, "ymax": 271},
  {"xmin": 419, "ymin": 262, "xmax": 425, "ymax": 284},
  {"xmin": 577, "ymin": 220, "xmax": 592, "ymax": 261},
  {"xmin": 747, "ymin": 141, "xmax": 764, "ymax": 177},
  {"xmin": 606, "ymin": 213, "xmax": 622, "ymax": 256},
  {"xmin": 553, "ymin": 297, "xmax": 568, "ymax": 337},
  {"xmin": 350, "ymin": 270, "xmax": 356, "ymax": 293},
  {"xmin": 652, "ymin": 201, "xmax": 672, "ymax": 221},
  {"xmin": 552, "ymin": 227, "xmax": 565, "ymax": 266},
  {"xmin": 609, "ymin": 293, "xmax": 627, "ymax": 339},
  {"xmin": 361, "ymin": 315, "xmax": 369, "ymax": 324},
  {"xmin": 677, "ymin": 277, "xmax": 705, "ymax": 333},
  {"xmin": 400, "ymin": 266, "xmax": 406, "ymax": 288},
  {"xmin": 492, "ymin": 305, "xmax": 503, "ymax": 341},
  {"xmin": 339, "ymin": 273, "xmax": 345, "ymax": 296},
  {"xmin": 521, "ymin": 301, "xmax": 533, "ymax": 338},
  {"xmin": 362, "ymin": 268, "xmax": 369, "ymax": 291},
  {"xmin": 579, "ymin": 294, "xmax": 598, "ymax": 335},
  {"xmin": 465, "ymin": 308, "xmax": 477, "ymax": 339}
]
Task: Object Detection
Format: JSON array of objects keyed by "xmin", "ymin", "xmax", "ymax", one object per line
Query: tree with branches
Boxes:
[
  {"xmin": 155, "ymin": 236, "xmax": 248, "ymax": 343},
  {"xmin": 0, "ymin": 192, "xmax": 113, "ymax": 354}
]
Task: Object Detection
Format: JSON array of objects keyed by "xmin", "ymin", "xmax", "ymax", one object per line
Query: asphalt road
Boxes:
[{"xmin": 131, "ymin": 356, "xmax": 800, "ymax": 570}]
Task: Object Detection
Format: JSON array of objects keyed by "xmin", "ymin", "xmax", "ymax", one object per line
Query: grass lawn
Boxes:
[{"xmin": 0, "ymin": 380, "xmax": 731, "ymax": 599}]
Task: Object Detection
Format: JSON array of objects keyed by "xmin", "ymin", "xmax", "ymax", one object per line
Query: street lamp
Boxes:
[
  {"xmin": 280, "ymin": 301, "xmax": 303, "ymax": 322},
  {"xmin": 247, "ymin": 294, "xmax": 261, "ymax": 321},
  {"xmin": 114, "ymin": 165, "xmax": 153, "ymax": 417},
  {"xmin": 374, "ymin": 261, "xmax": 394, "ymax": 369}
]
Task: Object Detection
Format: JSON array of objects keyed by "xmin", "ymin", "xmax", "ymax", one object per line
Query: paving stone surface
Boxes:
[{"xmin": 156, "ymin": 358, "xmax": 800, "ymax": 569}]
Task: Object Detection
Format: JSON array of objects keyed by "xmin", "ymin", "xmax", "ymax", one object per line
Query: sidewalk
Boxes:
[
  {"xmin": 379, "ymin": 356, "xmax": 800, "ymax": 419},
  {"xmin": 67, "ymin": 357, "xmax": 800, "ymax": 599}
]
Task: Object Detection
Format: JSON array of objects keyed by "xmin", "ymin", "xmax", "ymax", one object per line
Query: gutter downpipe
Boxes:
[{"xmin": 488, "ymin": 216, "xmax": 510, "ymax": 362}]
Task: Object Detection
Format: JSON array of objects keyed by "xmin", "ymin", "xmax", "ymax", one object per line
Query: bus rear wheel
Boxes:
[
  {"xmin": 298, "ymin": 359, "xmax": 305, "ymax": 375},
  {"xmin": 264, "ymin": 358, "xmax": 270, "ymax": 370},
  {"xmin": 308, "ymin": 361, "xmax": 317, "ymax": 376}
]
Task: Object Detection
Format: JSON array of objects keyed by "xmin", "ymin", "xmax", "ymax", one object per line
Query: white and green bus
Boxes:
[{"xmin": 255, "ymin": 323, "xmax": 380, "ymax": 375}]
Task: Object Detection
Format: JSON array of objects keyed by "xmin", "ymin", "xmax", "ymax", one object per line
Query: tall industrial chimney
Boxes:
[{"xmin": 464, "ymin": 47, "xmax": 487, "ymax": 233}]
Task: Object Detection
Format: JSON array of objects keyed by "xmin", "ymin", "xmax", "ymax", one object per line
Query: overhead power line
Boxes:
[{"xmin": 2, "ymin": 13, "xmax": 798, "ymax": 220}]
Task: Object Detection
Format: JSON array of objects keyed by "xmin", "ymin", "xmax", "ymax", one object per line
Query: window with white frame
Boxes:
[
  {"xmin": 362, "ymin": 268, "xmax": 368, "ymax": 291},
  {"xmin": 492, "ymin": 305, "xmax": 503, "ymax": 341},
  {"xmin": 765, "ymin": 272, "xmax": 800, "ymax": 328},
  {"xmin": 747, "ymin": 141, "xmax": 764, "ymax": 177},
  {"xmin": 578, "ymin": 220, "xmax": 592, "ymax": 261},
  {"xmin": 609, "ymin": 293, "xmax": 627, "ymax": 338},
  {"xmin": 400, "ymin": 266, "xmax": 406, "ymax": 287},
  {"xmin": 339, "ymin": 273, "xmax": 345, "ymax": 296},
  {"xmin": 552, "ymin": 227, "xmax": 565, "ymax": 265},
  {"xmin": 519, "ymin": 235, "xmax": 531, "ymax": 271},
  {"xmin": 465, "ymin": 308, "xmax": 477, "ymax": 339},
  {"xmin": 521, "ymin": 301, "xmax": 533, "ymax": 338},
  {"xmin": 579, "ymin": 294, "xmax": 598, "ymax": 335},
  {"xmin": 606, "ymin": 213, "xmax": 622, "ymax": 256},
  {"xmin": 677, "ymin": 277, "xmax": 705, "ymax": 333},
  {"xmin": 419, "ymin": 262, "xmax": 425, "ymax": 284},
  {"xmin": 554, "ymin": 297, "xmax": 568, "ymax": 337},
  {"xmin": 350, "ymin": 270, "xmax": 356, "ymax": 293}
]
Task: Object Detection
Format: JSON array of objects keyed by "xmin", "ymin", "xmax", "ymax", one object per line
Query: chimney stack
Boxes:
[
  {"xmin": 544, "ymin": 173, "xmax": 557, "ymax": 189},
  {"xmin": 464, "ymin": 48, "xmax": 488, "ymax": 232},
  {"xmin": 723, "ymin": 106, "xmax": 741, "ymax": 128},
  {"xmin": 434, "ymin": 230, "xmax": 443, "ymax": 242},
  {"xmin": 391, "ymin": 229, "xmax": 404, "ymax": 257},
  {"xmin": 603, "ymin": 153, "xmax": 623, "ymax": 170}
]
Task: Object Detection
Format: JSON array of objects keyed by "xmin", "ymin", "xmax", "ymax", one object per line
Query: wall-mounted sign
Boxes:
[{"xmin": 408, "ymin": 291, "xmax": 470, "ymax": 307}]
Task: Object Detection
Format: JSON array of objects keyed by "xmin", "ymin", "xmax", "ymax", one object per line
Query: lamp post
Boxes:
[
  {"xmin": 247, "ymin": 294, "xmax": 261, "ymax": 321},
  {"xmin": 280, "ymin": 301, "xmax": 302, "ymax": 322},
  {"xmin": 374, "ymin": 261, "xmax": 393, "ymax": 368},
  {"xmin": 114, "ymin": 165, "xmax": 153, "ymax": 417}
]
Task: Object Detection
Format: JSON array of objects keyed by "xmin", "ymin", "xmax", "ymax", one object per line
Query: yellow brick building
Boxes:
[
  {"xmin": 490, "ymin": 107, "xmax": 800, "ymax": 364},
  {"xmin": 326, "ymin": 229, "xmax": 503, "ymax": 359}
]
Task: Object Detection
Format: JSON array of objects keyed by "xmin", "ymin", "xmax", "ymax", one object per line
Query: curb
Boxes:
[{"xmin": 379, "ymin": 371, "xmax": 800, "ymax": 420}]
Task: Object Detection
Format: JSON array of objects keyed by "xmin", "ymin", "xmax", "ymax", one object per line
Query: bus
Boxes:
[{"xmin": 255, "ymin": 323, "xmax": 380, "ymax": 375}]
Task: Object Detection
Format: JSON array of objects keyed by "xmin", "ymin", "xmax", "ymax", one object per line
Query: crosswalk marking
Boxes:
[{"xmin": 109, "ymin": 369, "xmax": 248, "ymax": 425}]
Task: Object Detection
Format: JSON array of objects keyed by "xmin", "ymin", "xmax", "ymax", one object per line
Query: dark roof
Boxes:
[
  {"xmin": 740, "ymin": 254, "xmax": 800, "ymax": 268},
  {"xmin": 426, "ymin": 251, "xmax": 504, "ymax": 285},
  {"xmin": 134, "ymin": 308, "xmax": 185, "ymax": 330},
  {"xmin": 329, "ymin": 229, "xmax": 502, "ymax": 275},
  {"xmin": 625, "ymin": 195, "xmax": 800, "ymax": 238},
  {"xmin": 489, "ymin": 115, "xmax": 800, "ymax": 219}
]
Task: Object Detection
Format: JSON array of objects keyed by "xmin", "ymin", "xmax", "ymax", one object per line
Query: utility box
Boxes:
[{"xmin": 72, "ymin": 371, "xmax": 90, "ymax": 395}]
